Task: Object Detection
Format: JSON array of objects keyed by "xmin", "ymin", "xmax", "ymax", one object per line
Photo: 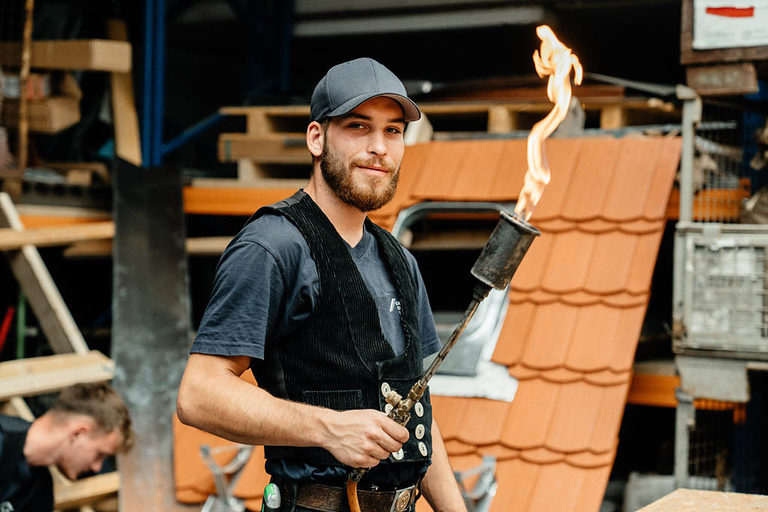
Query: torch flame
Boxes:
[{"xmin": 514, "ymin": 25, "xmax": 583, "ymax": 221}]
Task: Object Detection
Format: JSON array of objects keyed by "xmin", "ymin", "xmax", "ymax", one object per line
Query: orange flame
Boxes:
[{"xmin": 514, "ymin": 25, "xmax": 583, "ymax": 221}]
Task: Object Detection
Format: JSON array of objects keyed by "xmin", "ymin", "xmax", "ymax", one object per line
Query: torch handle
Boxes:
[{"xmin": 421, "ymin": 284, "xmax": 489, "ymax": 384}]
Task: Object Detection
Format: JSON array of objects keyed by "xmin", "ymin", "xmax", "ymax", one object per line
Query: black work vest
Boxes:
[{"xmin": 249, "ymin": 191, "xmax": 433, "ymax": 467}]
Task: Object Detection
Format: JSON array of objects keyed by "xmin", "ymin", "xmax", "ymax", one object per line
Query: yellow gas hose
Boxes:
[{"xmin": 346, "ymin": 479, "xmax": 362, "ymax": 512}]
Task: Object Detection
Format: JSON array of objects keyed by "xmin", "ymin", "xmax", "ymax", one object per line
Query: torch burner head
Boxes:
[{"xmin": 470, "ymin": 210, "xmax": 541, "ymax": 294}]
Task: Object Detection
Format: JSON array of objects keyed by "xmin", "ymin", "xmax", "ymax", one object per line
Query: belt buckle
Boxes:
[{"xmin": 389, "ymin": 486, "xmax": 413, "ymax": 512}]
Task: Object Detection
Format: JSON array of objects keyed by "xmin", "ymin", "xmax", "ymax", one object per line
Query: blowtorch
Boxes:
[{"xmin": 346, "ymin": 209, "xmax": 541, "ymax": 511}]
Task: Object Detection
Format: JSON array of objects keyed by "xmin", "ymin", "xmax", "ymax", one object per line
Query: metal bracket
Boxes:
[
  {"xmin": 199, "ymin": 444, "xmax": 254, "ymax": 512},
  {"xmin": 454, "ymin": 455, "xmax": 497, "ymax": 512}
]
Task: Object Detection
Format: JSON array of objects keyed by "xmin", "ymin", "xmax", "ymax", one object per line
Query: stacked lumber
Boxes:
[
  {"xmin": 1, "ymin": 192, "xmax": 120, "ymax": 510},
  {"xmin": 216, "ymin": 94, "xmax": 680, "ymax": 184}
]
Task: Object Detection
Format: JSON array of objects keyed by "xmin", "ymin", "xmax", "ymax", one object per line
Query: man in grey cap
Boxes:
[{"xmin": 178, "ymin": 58, "xmax": 466, "ymax": 512}]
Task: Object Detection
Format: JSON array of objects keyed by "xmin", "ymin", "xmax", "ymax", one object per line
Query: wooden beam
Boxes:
[
  {"xmin": 686, "ymin": 62, "xmax": 759, "ymax": 96},
  {"xmin": 0, "ymin": 352, "xmax": 114, "ymax": 401},
  {"xmin": 0, "ymin": 40, "xmax": 132, "ymax": 72},
  {"xmin": 54, "ymin": 472, "xmax": 120, "ymax": 509},
  {"xmin": 108, "ymin": 20, "xmax": 142, "ymax": 166},
  {"xmin": 218, "ymin": 133, "xmax": 311, "ymax": 163},
  {"xmin": 0, "ymin": 396, "xmax": 35, "ymax": 420},
  {"xmin": 0, "ymin": 192, "xmax": 89, "ymax": 354},
  {"xmin": 0, "ymin": 221, "xmax": 114, "ymax": 250}
]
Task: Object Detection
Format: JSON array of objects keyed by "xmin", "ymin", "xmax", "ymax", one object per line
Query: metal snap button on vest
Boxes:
[
  {"xmin": 418, "ymin": 442, "xmax": 428, "ymax": 456},
  {"xmin": 385, "ymin": 403, "xmax": 393, "ymax": 414},
  {"xmin": 381, "ymin": 382, "xmax": 391, "ymax": 397},
  {"xmin": 415, "ymin": 424, "xmax": 425, "ymax": 439},
  {"xmin": 414, "ymin": 402, "xmax": 424, "ymax": 417},
  {"xmin": 392, "ymin": 448, "xmax": 404, "ymax": 460}
]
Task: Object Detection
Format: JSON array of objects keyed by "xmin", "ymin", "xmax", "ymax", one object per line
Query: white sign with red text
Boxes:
[{"xmin": 693, "ymin": 0, "xmax": 768, "ymax": 49}]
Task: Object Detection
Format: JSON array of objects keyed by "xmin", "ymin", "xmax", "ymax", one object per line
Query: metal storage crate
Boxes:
[{"xmin": 675, "ymin": 223, "xmax": 768, "ymax": 358}]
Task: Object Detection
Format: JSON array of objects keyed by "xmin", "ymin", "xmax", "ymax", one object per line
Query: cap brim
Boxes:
[{"xmin": 326, "ymin": 92, "xmax": 421, "ymax": 122}]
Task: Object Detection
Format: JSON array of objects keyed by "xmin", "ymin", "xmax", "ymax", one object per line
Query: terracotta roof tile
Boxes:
[
  {"xmin": 520, "ymin": 447, "xmax": 566, "ymax": 464},
  {"xmin": 529, "ymin": 139, "xmax": 583, "ymax": 220},
  {"xmin": 521, "ymin": 302, "xmax": 580, "ymax": 370},
  {"xmin": 541, "ymin": 231, "xmax": 597, "ymax": 292},
  {"xmin": 589, "ymin": 381, "xmax": 631, "ymax": 453},
  {"xmin": 486, "ymin": 141, "xmax": 528, "ymax": 200},
  {"xmin": 411, "ymin": 141, "xmax": 471, "ymax": 200},
  {"xmin": 482, "ymin": 444, "xmax": 520, "ymax": 461},
  {"xmin": 583, "ymin": 231, "xmax": 639, "ymax": 294},
  {"xmin": 584, "ymin": 370, "xmax": 630, "ymax": 387},
  {"xmin": 566, "ymin": 303, "xmax": 647, "ymax": 373},
  {"xmin": 451, "ymin": 140, "xmax": 509, "ymax": 201},
  {"xmin": 528, "ymin": 463, "xmax": 612, "ymax": 512},
  {"xmin": 603, "ymin": 138, "xmax": 666, "ymax": 221},
  {"xmin": 560, "ymin": 138, "xmax": 620, "ymax": 221},
  {"xmin": 492, "ymin": 301, "xmax": 536, "ymax": 366},
  {"xmin": 644, "ymin": 137, "xmax": 682, "ymax": 219},
  {"xmin": 566, "ymin": 449, "xmax": 616, "ymax": 469},
  {"xmin": 456, "ymin": 398, "xmax": 510, "ymax": 446},
  {"xmin": 626, "ymin": 230, "xmax": 665, "ymax": 293},
  {"xmin": 444, "ymin": 439, "xmax": 479, "ymax": 456},
  {"xmin": 510, "ymin": 234, "xmax": 554, "ymax": 292},
  {"xmin": 430, "ymin": 395, "xmax": 468, "ymax": 441},
  {"xmin": 492, "ymin": 458, "xmax": 540, "ymax": 511},
  {"xmin": 539, "ymin": 367, "xmax": 583, "ymax": 383},
  {"xmin": 547, "ymin": 382, "xmax": 612, "ymax": 453},
  {"xmin": 500, "ymin": 379, "xmax": 560, "ymax": 449}
]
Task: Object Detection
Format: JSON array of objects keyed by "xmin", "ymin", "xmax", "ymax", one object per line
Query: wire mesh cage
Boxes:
[
  {"xmin": 678, "ymin": 225, "xmax": 768, "ymax": 356},
  {"xmin": 691, "ymin": 101, "xmax": 751, "ymax": 223},
  {"xmin": 687, "ymin": 403, "xmax": 740, "ymax": 491}
]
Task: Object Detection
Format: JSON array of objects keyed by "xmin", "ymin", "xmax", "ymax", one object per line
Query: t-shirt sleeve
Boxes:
[
  {"xmin": 191, "ymin": 240, "xmax": 285, "ymax": 360},
  {"xmin": 403, "ymin": 248, "xmax": 442, "ymax": 357}
]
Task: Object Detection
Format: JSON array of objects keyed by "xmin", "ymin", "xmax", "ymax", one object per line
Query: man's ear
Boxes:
[
  {"xmin": 68, "ymin": 417, "xmax": 94, "ymax": 439},
  {"xmin": 306, "ymin": 121, "xmax": 324, "ymax": 158}
]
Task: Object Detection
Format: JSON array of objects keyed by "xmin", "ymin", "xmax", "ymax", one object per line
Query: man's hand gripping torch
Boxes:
[{"xmin": 346, "ymin": 210, "xmax": 541, "ymax": 512}]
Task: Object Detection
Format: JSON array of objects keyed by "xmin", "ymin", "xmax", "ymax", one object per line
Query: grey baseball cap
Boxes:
[{"xmin": 310, "ymin": 58, "xmax": 421, "ymax": 123}]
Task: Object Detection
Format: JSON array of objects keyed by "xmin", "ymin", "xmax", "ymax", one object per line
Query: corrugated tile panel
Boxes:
[{"xmin": 414, "ymin": 136, "xmax": 679, "ymax": 512}]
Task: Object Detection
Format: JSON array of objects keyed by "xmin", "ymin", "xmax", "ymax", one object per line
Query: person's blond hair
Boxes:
[{"xmin": 50, "ymin": 382, "xmax": 134, "ymax": 452}]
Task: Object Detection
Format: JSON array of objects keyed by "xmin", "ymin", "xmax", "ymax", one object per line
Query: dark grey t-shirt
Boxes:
[
  {"xmin": 191, "ymin": 213, "xmax": 442, "ymax": 486},
  {"xmin": 192, "ymin": 213, "xmax": 441, "ymax": 361}
]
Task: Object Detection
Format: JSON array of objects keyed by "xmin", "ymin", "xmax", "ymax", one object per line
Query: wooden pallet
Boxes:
[{"xmin": 218, "ymin": 97, "xmax": 680, "ymax": 182}]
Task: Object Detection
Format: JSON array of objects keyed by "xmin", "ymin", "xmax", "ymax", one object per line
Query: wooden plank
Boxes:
[
  {"xmin": 183, "ymin": 184, "xmax": 300, "ymax": 216},
  {"xmin": 680, "ymin": 0, "xmax": 768, "ymax": 65},
  {"xmin": 108, "ymin": 20, "xmax": 142, "ymax": 166},
  {"xmin": 0, "ymin": 192, "xmax": 89, "ymax": 354},
  {"xmin": 487, "ymin": 106, "xmax": 517, "ymax": 133},
  {"xmin": 54, "ymin": 472, "xmax": 120, "ymax": 509},
  {"xmin": 0, "ymin": 350, "xmax": 109, "ymax": 377},
  {"xmin": 600, "ymin": 105, "xmax": 627, "ymax": 129},
  {"xmin": 638, "ymin": 488, "xmax": 768, "ymax": 511},
  {"xmin": 0, "ymin": 221, "xmax": 114, "ymax": 250},
  {"xmin": 220, "ymin": 98, "xmax": 677, "ymax": 130},
  {"xmin": 1, "ymin": 396, "xmax": 35, "ymax": 420},
  {"xmin": 0, "ymin": 354, "xmax": 114, "ymax": 401},
  {"xmin": 686, "ymin": 62, "xmax": 759, "ymax": 96},
  {"xmin": 218, "ymin": 133, "xmax": 311, "ymax": 163},
  {"xmin": 0, "ymin": 40, "xmax": 132, "ymax": 72}
]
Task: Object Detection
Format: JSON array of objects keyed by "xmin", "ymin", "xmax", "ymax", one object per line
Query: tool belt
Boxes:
[{"xmin": 275, "ymin": 480, "xmax": 418, "ymax": 512}]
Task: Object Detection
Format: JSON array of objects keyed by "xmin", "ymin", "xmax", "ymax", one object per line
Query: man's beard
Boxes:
[{"xmin": 320, "ymin": 138, "xmax": 400, "ymax": 213}]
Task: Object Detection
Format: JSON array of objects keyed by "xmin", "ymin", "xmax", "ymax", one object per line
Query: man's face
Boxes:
[
  {"xmin": 320, "ymin": 96, "xmax": 406, "ymax": 212},
  {"xmin": 57, "ymin": 424, "xmax": 123, "ymax": 480}
]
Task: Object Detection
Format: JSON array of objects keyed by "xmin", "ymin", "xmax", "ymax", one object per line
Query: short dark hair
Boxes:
[{"xmin": 50, "ymin": 382, "xmax": 134, "ymax": 452}]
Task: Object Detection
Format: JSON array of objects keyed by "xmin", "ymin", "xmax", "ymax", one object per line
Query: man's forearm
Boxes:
[
  {"xmin": 177, "ymin": 353, "xmax": 409, "ymax": 468},
  {"xmin": 422, "ymin": 420, "xmax": 467, "ymax": 512},
  {"xmin": 177, "ymin": 354, "xmax": 329, "ymax": 447}
]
